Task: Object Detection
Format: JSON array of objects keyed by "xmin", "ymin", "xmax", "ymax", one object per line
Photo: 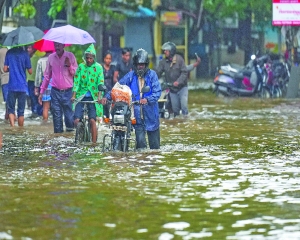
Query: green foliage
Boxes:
[
  {"xmin": 204, "ymin": 0, "xmax": 248, "ymax": 19},
  {"xmin": 13, "ymin": 2, "xmax": 36, "ymax": 19},
  {"xmin": 47, "ymin": 0, "xmax": 66, "ymax": 19},
  {"xmin": 12, "ymin": 0, "xmax": 272, "ymax": 31},
  {"xmin": 71, "ymin": 0, "xmax": 124, "ymax": 29},
  {"xmin": 207, "ymin": 0, "xmax": 271, "ymax": 29},
  {"xmin": 45, "ymin": 0, "xmax": 127, "ymax": 31},
  {"xmin": 250, "ymin": 1, "xmax": 272, "ymax": 30},
  {"xmin": 66, "ymin": 45, "xmax": 87, "ymax": 64}
]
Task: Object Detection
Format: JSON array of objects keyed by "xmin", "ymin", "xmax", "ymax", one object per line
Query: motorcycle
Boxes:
[
  {"xmin": 213, "ymin": 55, "xmax": 271, "ymax": 98},
  {"xmin": 270, "ymin": 58, "xmax": 290, "ymax": 97},
  {"xmin": 158, "ymin": 54, "xmax": 198, "ymax": 119},
  {"xmin": 102, "ymin": 85, "xmax": 150, "ymax": 152},
  {"xmin": 158, "ymin": 80, "xmax": 172, "ymax": 119}
]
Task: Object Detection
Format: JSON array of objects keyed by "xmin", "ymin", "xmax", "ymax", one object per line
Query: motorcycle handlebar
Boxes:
[
  {"xmin": 257, "ymin": 55, "xmax": 269, "ymax": 63},
  {"xmin": 132, "ymin": 100, "xmax": 141, "ymax": 105},
  {"xmin": 161, "ymin": 82, "xmax": 173, "ymax": 91},
  {"xmin": 74, "ymin": 100, "xmax": 98, "ymax": 104},
  {"xmin": 105, "ymin": 100, "xmax": 144, "ymax": 106},
  {"xmin": 73, "ymin": 99, "xmax": 100, "ymax": 105}
]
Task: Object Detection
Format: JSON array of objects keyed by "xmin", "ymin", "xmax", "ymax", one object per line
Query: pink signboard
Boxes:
[{"xmin": 273, "ymin": 0, "xmax": 300, "ymax": 26}]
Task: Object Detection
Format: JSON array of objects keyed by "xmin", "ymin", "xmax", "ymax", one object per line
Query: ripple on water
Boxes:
[{"xmin": 163, "ymin": 222, "xmax": 190, "ymax": 230}]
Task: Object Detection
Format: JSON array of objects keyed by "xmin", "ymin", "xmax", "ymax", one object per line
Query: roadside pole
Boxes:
[{"xmin": 286, "ymin": 65, "xmax": 300, "ymax": 98}]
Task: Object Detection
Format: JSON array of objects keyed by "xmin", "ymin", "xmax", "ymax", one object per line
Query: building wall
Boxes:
[{"xmin": 124, "ymin": 17, "xmax": 153, "ymax": 55}]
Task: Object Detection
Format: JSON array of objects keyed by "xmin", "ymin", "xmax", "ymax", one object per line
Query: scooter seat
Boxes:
[
  {"xmin": 242, "ymin": 70, "xmax": 252, "ymax": 77},
  {"xmin": 233, "ymin": 72, "xmax": 244, "ymax": 80}
]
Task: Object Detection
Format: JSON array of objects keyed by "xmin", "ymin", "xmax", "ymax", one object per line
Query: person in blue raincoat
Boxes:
[{"xmin": 102, "ymin": 48, "xmax": 161, "ymax": 149}]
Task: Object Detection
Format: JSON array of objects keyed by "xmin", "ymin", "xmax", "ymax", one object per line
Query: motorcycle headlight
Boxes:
[{"xmin": 113, "ymin": 115, "xmax": 125, "ymax": 124}]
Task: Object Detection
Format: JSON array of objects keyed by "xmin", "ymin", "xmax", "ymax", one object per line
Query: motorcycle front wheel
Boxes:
[
  {"xmin": 122, "ymin": 128, "xmax": 131, "ymax": 152},
  {"xmin": 102, "ymin": 133, "xmax": 111, "ymax": 152},
  {"xmin": 122, "ymin": 137, "xmax": 128, "ymax": 152},
  {"xmin": 164, "ymin": 111, "xmax": 170, "ymax": 119},
  {"xmin": 112, "ymin": 132, "xmax": 123, "ymax": 151}
]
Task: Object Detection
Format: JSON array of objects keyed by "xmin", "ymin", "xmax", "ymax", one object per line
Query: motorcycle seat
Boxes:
[{"xmin": 233, "ymin": 72, "xmax": 244, "ymax": 80}]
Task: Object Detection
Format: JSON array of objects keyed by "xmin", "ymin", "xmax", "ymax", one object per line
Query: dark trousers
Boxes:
[
  {"xmin": 50, "ymin": 87, "xmax": 74, "ymax": 133},
  {"xmin": 28, "ymin": 81, "xmax": 42, "ymax": 115},
  {"xmin": 7, "ymin": 91, "xmax": 26, "ymax": 117},
  {"xmin": 135, "ymin": 125, "xmax": 160, "ymax": 149}
]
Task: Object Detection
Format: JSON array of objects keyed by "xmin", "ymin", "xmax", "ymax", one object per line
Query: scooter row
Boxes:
[{"xmin": 213, "ymin": 53, "xmax": 290, "ymax": 98}]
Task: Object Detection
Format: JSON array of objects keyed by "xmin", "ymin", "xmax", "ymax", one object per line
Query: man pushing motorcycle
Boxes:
[{"xmin": 102, "ymin": 48, "xmax": 162, "ymax": 150}]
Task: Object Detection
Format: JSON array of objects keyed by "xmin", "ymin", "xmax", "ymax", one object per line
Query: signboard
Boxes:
[
  {"xmin": 273, "ymin": 0, "xmax": 300, "ymax": 26},
  {"xmin": 161, "ymin": 11, "xmax": 183, "ymax": 26}
]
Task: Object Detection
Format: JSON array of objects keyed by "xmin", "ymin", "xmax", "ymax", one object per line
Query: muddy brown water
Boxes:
[{"xmin": 1, "ymin": 90, "xmax": 300, "ymax": 239}]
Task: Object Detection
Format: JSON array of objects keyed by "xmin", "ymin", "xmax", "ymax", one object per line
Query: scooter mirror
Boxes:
[
  {"xmin": 98, "ymin": 84, "xmax": 106, "ymax": 92},
  {"xmin": 141, "ymin": 86, "xmax": 150, "ymax": 93},
  {"xmin": 251, "ymin": 55, "xmax": 256, "ymax": 60}
]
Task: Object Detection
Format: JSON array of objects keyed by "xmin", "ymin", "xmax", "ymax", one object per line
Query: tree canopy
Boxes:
[{"xmin": 3, "ymin": 0, "xmax": 274, "ymax": 62}]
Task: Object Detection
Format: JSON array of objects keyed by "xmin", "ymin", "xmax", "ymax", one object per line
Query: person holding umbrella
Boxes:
[
  {"xmin": 3, "ymin": 46, "xmax": 32, "ymax": 127},
  {"xmin": 1, "ymin": 26, "xmax": 43, "ymax": 127},
  {"xmin": 38, "ymin": 42, "xmax": 78, "ymax": 133}
]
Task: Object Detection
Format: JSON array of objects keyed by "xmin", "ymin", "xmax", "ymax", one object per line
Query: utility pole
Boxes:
[{"xmin": 66, "ymin": 0, "xmax": 73, "ymax": 24}]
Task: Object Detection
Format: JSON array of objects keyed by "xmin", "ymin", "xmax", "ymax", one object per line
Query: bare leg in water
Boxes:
[{"xmin": 43, "ymin": 101, "xmax": 50, "ymax": 121}]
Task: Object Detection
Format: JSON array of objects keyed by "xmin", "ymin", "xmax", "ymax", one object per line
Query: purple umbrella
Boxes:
[{"xmin": 42, "ymin": 24, "xmax": 95, "ymax": 45}]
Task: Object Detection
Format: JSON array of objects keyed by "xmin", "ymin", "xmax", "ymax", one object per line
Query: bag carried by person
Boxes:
[{"xmin": 111, "ymin": 82, "xmax": 132, "ymax": 105}]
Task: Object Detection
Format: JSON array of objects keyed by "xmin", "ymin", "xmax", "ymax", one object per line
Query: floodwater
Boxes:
[{"xmin": 1, "ymin": 89, "xmax": 300, "ymax": 240}]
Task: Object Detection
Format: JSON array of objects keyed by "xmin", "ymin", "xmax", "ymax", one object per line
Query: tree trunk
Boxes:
[
  {"xmin": 238, "ymin": 8, "xmax": 252, "ymax": 64},
  {"xmin": 188, "ymin": 0, "xmax": 203, "ymax": 44},
  {"xmin": 66, "ymin": 0, "xmax": 73, "ymax": 24}
]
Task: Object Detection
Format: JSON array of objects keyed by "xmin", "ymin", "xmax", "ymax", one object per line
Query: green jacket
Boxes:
[
  {"xmin": 26, "ymin": 52, "xmax": 40, "ymax": 81},
  {"xmin": 73, "ymin": 61, "xmax": 104, "ymax": 117}
]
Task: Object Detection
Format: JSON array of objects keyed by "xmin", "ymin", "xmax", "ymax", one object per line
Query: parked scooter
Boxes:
[
  {"xmin": 213, "ymin": 54, "xmax": 271, "ymax": 98},
  {"xmin": 270, "ymin": 57, "xmax": 290, "ymax": 97}
]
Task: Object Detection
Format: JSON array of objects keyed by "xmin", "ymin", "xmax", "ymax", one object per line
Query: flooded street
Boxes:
[{"xmin": 1, "ymin": 89, "xmax": 300, "ymax": 239}]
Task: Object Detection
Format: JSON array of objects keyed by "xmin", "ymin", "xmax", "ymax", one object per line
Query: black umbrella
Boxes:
[{"xmin": 2, "ymin": 26, "xmax": 44, "ymax": 47}]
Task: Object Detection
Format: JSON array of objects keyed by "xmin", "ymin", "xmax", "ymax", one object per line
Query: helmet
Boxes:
[
  {"xmin": 133, "ymin": 48, "xmax": 149, "ymax": 77},
  {"xmin": 162, "ymin": 41, "xmax": 176, "ymax": 57}
]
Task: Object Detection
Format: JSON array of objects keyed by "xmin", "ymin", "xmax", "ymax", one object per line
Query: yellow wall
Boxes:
[
  {"xmin": 120, "ymin": 36, "xmax": 125, "ymax": 48},
  {"xmin": 154, "ymin": 12, "xmax": 188, "ymax": 64}
]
